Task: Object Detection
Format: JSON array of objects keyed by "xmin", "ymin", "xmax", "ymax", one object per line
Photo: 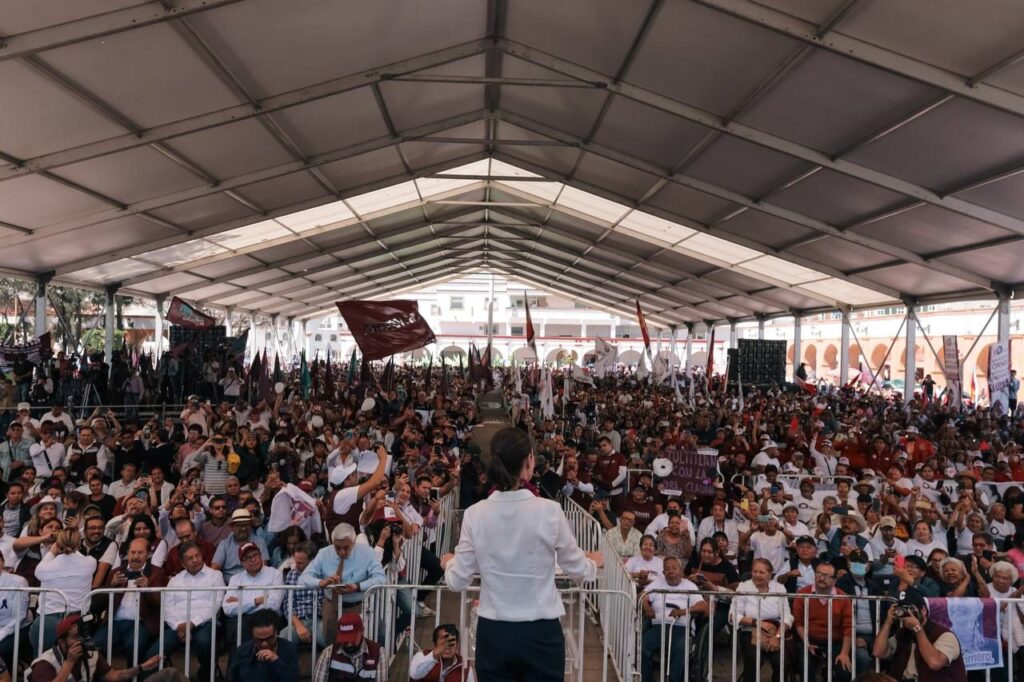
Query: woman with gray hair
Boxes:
[
  {"xmin": 938, "ymin": 556, "xmax": 980, "ymax": 598},
  {"xmin": 979, "ymin": 561, "xmax": 1024, "ymax": 679}
]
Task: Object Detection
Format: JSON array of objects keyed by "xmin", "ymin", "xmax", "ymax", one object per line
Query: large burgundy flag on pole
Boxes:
[
  {"xmin": 336, "ymin": 300, "xmax": 436, "ymax": 361},
  {"xmin": 166, "ymin": 296, "xmax": 215, "ymax": 330},
  {"xmin": 524, "ymin": 291, "xmax": 538, "ymax": 361},
  {"xmin": 636, "ymin": 299, "xmax": 654, "ymax": 364}
]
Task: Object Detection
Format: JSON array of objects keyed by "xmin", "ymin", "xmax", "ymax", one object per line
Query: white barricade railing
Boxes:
[
  {"xmin": 362, "ymin": 582, "xmax": 635, "ymax": 682},
  {"xmin": 599, "ymin": 534, "xmax": 639, "ymax": 682},
  {"xmin": 434, "ymin": 487, "xmax": 460, "ymax": 555},
  {"xmin": 85, "ymin": 584, "xmax": 321, "ymax": 681},
  {"xmin": 561, "ymin": 494, "xmax": 602, "ymax": 554},
  {"xmin": 641, "ymin": 588, "xmax": 898, "ymax": 682},
  {"xmin": 561, "ymin": 493, "xmax": 639, "ymax": 681},
  {"xmin": 0, "ymin": 587, "xmax": 72, "ymax": 673}
]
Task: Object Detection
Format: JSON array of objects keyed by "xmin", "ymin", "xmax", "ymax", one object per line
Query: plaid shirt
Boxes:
[{"xmin": 282, "ymin": 567, "xmax": 322, "ymax": 620}]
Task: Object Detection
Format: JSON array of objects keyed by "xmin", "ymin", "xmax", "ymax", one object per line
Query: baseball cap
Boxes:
[
  {"xmin": 237, "ymin": 542, "xmax": 260, "ymax": 561},
  {"xmin": 878, "ymin": 516, "xmax": 897, "ymax": 529},
  {"xmin": 329, "ymin": 463, "xmax": 357, "ymax": 487},
  {"xmin": 16, "ymin": 402, "xmax": 29, "ymax": 411},
  {"xmin": 795, "ymin": 535, "xmax": 816, "ymax": 546},
  {"xmin": 896, "ymin": 588, "xmax": 927, "ymax": 610},
  {"xmin": 56, "ymin": 614, "xmax": 81, "ymax": 639},
  {"xmin": 335, "ymin": 613, "xmax": 364, "ymax": 645}
]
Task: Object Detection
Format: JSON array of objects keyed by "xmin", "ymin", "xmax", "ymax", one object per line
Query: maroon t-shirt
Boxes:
[{"xmin": 623, "ymin": 498, "xmax": 657, "ymax": 532}]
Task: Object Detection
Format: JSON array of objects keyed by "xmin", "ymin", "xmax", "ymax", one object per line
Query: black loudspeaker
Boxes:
[
  {"xmin": 737, "ymin": 339, "xmax": 787, "ymax": 386},
  {"xmin": 169, "ymin": 325, "xmax": 227, "ymax": 352},
  {"xmin": 726, "ymin": 348, "xmax": 739, "ymax": 384}
]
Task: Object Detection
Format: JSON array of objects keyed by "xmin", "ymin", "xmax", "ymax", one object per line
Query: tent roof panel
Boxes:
[{"xmin": 1, "ymin": 2, "xmax": 1018, "ymax": 319}]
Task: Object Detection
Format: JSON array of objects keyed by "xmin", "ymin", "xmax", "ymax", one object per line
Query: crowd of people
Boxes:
[
  {"xmin": 0, "ymin": 352, "xmax": 483, "ymax": 680},
  {"xmin": 2, "ymin": 341, "xmax": 1024, "ymax": 681},
  {"xmin": 508, "ymin": 366, "xmax": 1024, "ymax": 682}
]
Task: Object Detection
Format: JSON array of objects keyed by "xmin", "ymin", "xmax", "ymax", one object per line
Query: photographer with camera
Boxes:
[
  {"xmin": 410, "ymin": 624, "xmax": 474, "ymax": 682},
  {"xmin": 872, "ymin": 588, "xmax": 967, "ymax": 681},
  {"xmin": 27, "ymin": 613, "xmax": 160, "ymax": 682}
]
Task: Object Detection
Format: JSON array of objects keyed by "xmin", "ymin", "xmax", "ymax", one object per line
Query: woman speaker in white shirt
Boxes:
[{"xmin": 443, "ymin": 428, "xmax": 602, "ymax": 681}]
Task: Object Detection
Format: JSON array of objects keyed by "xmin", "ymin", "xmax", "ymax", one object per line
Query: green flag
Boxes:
[
  {"xmin": 347, "ymin": 346, "xmax": 357, "ymax": 384},
  {"xmin": 300, "ymin": 351, "xmax": 311, "ymax": 399}
]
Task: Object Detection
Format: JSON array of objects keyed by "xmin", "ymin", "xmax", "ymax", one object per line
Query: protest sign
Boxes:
[
  {"xmin": 926, "ymin": 597, "xmax": 1002, "ymax": 670},
  {"xmin": 942, "ymin": 335, "xmax": 962, "ymax": 408},
  {"xmin": 656, "ymin": 446, "xmax": 718, "ymax": 497}
]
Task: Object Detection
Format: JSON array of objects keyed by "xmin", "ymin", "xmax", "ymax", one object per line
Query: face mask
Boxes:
[{"xmin": 849, "ymin": 562, "xmax": 868, "ymax": 577}]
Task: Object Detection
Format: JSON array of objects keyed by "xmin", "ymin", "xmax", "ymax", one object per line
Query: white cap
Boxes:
[
  {"xmin": 762, "ymin": 440, "xmax": 779, "ymax": 450},
  {"xmin": 16, "ymin": 403, "xmax": 29, "ymax": 411},
  {"xmin": 329, "ymin": 463, "xmax": 357, "ymax": 487}
]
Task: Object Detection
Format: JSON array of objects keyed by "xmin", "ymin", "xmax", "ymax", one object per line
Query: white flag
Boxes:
[
  {"xmin": 593, "ymin": 337, "xmax": 617, "ymax": 379},
  {"xmin": 539, "ymin": 368, "xmax": 555, "ymax": 418},
  {"xmin": 572, "ymin": 363, "xmax": 595, "ymax": 386},
  {"xmin": 669, "ymin": 333, "xmax": 683, "ymax": 403},
  {"xmin": 514, "ymin": 362, "xmax": 522, "ymax": 396},
  {"xmin": 636, "ymin": 350, "xmax": 649, "ymax": 382},
  {"xmin": 652, "ymin": 352, "xmax": 669, "ymax": 384}
]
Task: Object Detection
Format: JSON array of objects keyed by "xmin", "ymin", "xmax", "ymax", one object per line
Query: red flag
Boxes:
[
  {"xmin": 636, "ymin": 299, "xmax": 652, "ymax": 356},
  {"xmin": 524, "ymin": 292, "xmax": 537, "ymax": 361},
  {"xmin": 336, "ymin": 300, "xmax": 436, "ymax": 361},
  {"xmin": 705, "ymin": 327, "xmax": 716, "ymax": 389},
  {"xmin": 795, "ymin": 375, "xmax": 818, "ymax": 395},
  {"xmin": 166, "ymin": 296, "xmax": 215, "ymax": 330}
]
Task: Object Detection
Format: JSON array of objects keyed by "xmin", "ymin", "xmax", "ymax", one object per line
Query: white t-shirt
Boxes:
[
  {"xmin": 906, "ymin": 538, "xmax": 948, "ymax": 560},
  {"xmin": 643, "ymin": 577, "xmax": 703, "ymax": 626},
  {"xmin": 750, "ymin": 531, "xmax": 789, "ymax": 576},
  {"xmin": 624, "ymin": 555, "xmax": 663, "ymax": 585}
]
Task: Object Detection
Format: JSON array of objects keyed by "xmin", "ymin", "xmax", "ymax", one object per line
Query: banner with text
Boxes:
[
  {"xmin": 0, "ymin": 332, "xmax": 52, "ymax": 365},
  {"xmin": 656, "ymin": 446, "xmax": 719, "ymax": 497},
  {"xmin": 336, "ymin": 300, "xmax": 436, "ymax": 361},
  {"xmin": 926, "ymin": 597, "xmax": 1002, "ymax": 671},
  {"xmin": 942, "ymin": 335, "xmax": 962, "ymax": 408},
  {"xmin": 166, "ymin": 296, "xmax": 215, "ymax": 330}
]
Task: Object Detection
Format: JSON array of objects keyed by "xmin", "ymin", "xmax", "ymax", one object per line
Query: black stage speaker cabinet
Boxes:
[
  {"xmin": 168, "ymin": 325, "xmax": 227, "ymax": 352},
  {"xmin": 736, "ymin": 339, "xmax": 787, "ymax": 387}
]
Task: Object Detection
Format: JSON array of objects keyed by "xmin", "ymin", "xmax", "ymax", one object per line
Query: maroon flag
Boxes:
[
  {"xmin": 705, "ymin": 327, "xmax": 716, "ymax": 390},
  {"xmin": 524, "ymin": 291, "xmax": 537, "ymax": 360},
  {"xmin": 636, "ymin": 299, "xmax": 653, "ymax": 364},
  {"xmin": 166, "ymin": 296, "xmax": 215, "ymax": 330},
  {"xmin": 336, "ymin": 300, "xmax": 436, "ymax": 361}
]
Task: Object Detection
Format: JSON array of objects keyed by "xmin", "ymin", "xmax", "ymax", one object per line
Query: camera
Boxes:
[
  {"xmin": 389, "ymin": 523, "xmax": 403, "ymax": 536},
  {"xmin": 78, "ymin": 612, "xmax": 99, "ymax": 652}
]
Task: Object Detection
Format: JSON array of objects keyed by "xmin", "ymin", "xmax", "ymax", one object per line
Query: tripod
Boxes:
[{"xmin": 78, "ymin": 382, "xmax": 103, "ymax": 417}]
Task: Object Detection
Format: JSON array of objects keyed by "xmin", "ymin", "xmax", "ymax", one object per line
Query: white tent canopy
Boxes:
[{"xmin": 2, "ymin": 0, "xmax": 1022, "ymax": 327}]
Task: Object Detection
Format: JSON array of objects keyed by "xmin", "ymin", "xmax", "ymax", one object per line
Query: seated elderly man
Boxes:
[
  {"xmin": 639, "ymin": 556, "xmax": 707, "ymax": 682},
  {"xmin": 146, "ymin": 541, "xmax": 224, "ymax": 681},
  {"xmin": 223, "ymin": 542, "xmax": 284, "ymax": 645},
  {"xmin": 299, "ymin": 523, "xmax": 386, "ymax": 644}
]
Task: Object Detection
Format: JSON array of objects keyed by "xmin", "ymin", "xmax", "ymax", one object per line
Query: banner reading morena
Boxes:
[
  {"xmin": 166, "ymin": 296, "xmax": 215, "ymax": 330},
  {"xmin": 656, "ymin": 446, "xmax": 719, "ymax": 498},
  {"xmin": 336, "ymin": 300, "xmax": 436, "ymax": 361},
  {"xmin": 926, "ymin": 597, "xmax": 1002, "ymax": 671}
]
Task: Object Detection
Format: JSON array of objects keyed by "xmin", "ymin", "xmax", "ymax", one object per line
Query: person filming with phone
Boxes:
[
  {"xmin": 872, "ymin": 588, "xmax": 967, "ymax": 681},
  {"xmin": 410, "ymin": 624, "xmax": 475, "ymax": 682}
]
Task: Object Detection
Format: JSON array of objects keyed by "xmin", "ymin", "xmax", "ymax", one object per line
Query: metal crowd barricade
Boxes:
[
  {"xmin": 0, "ymin": 587, "xmax": 72, "ymax": 673},
  {"xmin": 362, "ymin": 582, "xmax": 636, "ymax": 682},
  {"xmin": 640, "ymin": 587, "xmax": 895, "ymax": 682},
  {"xmin": 84, "ymin": 584, "xmax": 320, "ymax": 682},
  {"xmin": 599, "ymin": 532, "xmax": 638, "ymax": 682},
  {"xmin": 561, "ymin": 494, "xmax": 602, "ymax": 554}
]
